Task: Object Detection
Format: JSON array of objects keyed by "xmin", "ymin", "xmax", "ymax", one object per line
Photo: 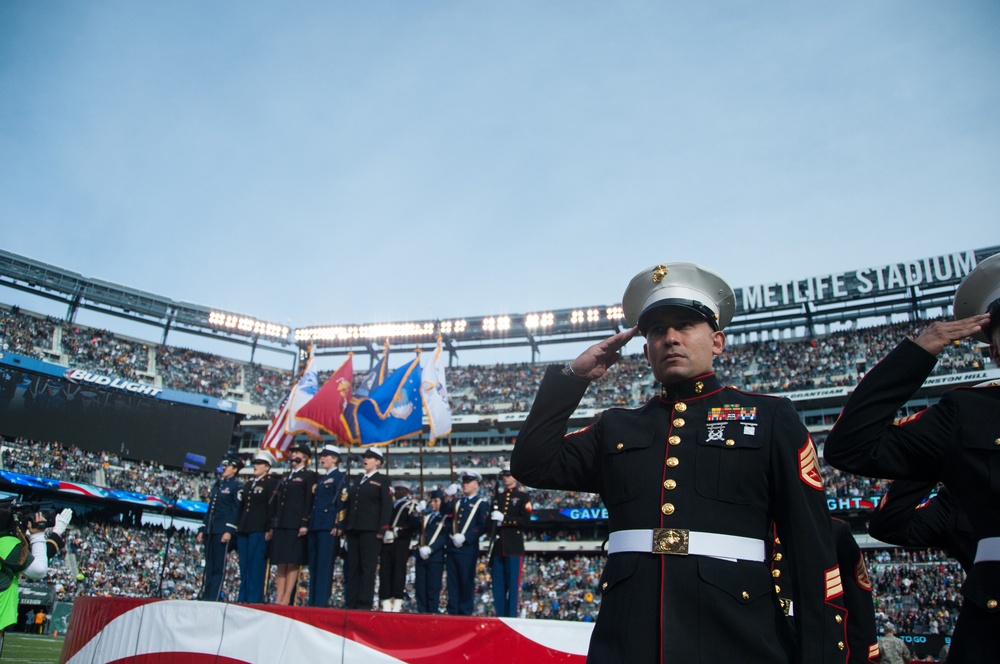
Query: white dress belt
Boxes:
[
  {"xmin": 607, "ymin": 528, "xmax": 766, "ymax": 563},
  {"xmin": 975, "ymin": 537, "xmax": 1000, "ymax": 563}
]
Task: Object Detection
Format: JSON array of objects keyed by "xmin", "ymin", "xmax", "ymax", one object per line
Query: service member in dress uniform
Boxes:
[
  {"xmin": 198, "ymin": 456, "xmax": 243, "ymax": 601},
  {"xmin": 511, "ymin": 262, "xmax": 849, "ymax": 663},
  {"xmin": 868, "ymin": 480, "xmax": 975, "ymax": 572},
  {"xmin": 236, "ymin": 450, "xmax": 278, "ymax": 603},
  {"xmin": 343, "ymin": 447, "xmax": 392, "ymax": 610},
  {"xmin": 269, "ymin": 445, "xmax": 317, "ymax": 605},
  {"xmin": 412, "ymin": 489, "xmax": 448, "ymax": 613},
  {"xmin": 307, "ymin": 444, "xmax": 348, "ymax": 607},
  {"xmin": 825, "ymin": 252, "xmax": 1000, "ymax": 663},
  {"xmin": 444, "ymin": 471, "xmax": 489, "ymax": 616},
  {"xmin": 379, "ymin": 480, "xmax": 419, "ymax": 612},
  {"xmin": 489, "ymin": 468, "xmax": 532, "ymax": 618},
  {"xmin": 773, "ymin": 521, "xmax": 880, "ymax": 663}
]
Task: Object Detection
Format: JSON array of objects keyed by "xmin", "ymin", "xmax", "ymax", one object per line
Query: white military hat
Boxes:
[
  {"xmin": 362, "ymin": 447, "xmax": 384, "ymax": 460},
  {"xmin": 252, "ymin": 450, "xmax": 276, "ymax": 466},
  {"xmin": 461, "ymin": 471, "xmax": 483, "ymax": 483},
  {"xmin": 319, "ymin": 444, "xmax": 342, "ymax": 457},
  {"xmin": 953, "ymin": 252, "xmax": 1000, "ymax": 344},
  {"xmin": 391, "ymin": 480, "xmax": 410, "ymax": 491},
  {"xmin": 622, "ymin": 262, "xmax": 736, "ymax": 333}
]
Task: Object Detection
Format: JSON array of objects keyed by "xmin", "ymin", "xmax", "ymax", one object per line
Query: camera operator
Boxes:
[{"xmin": 0, "ymin": 506, "xmax": 71, "ymax": 650}]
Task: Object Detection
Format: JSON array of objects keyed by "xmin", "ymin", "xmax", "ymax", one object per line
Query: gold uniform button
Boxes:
[
  {"xmin": 994, "ymin": 438, "xmax": 1000, "ymax": 446},
  {"xmin": 666, "ymin": 457, "xmax": 680, "ymax": 468},
  {"xmin": 673, "ymin": 418, "xmax": 685, "ymax": 428},
  {"xmin": 616, "ymin": 442, "xmax": 624, "ymax": 450},
  {"xmin": 661, "ymin": 503, "xmax": 675, "ymax": 515},
  {"xmin": 773, "ymin": 552, "xmax": 783, "ymax": 561},
  {"xmin": 774, "ymin": 585, "xmax": 781, "ymax": 594},
  {"xmin": 725, "ymin": 439, "xmax": 735, "ymax": 447},
  {"xmin": 835, "ymin": 615, "xmax": 843, "ymax": 624},
  {"xmin": 988, "ymin": 599, "xmax": 998, "ymax": 610},
  {"xmin": 771, "ymin": 569, "xmax": 781, "ymax": 578},
  {"xmin": 741, "ymin": 591, "xmax": 749, "ymax": 600},
  {"xmin": 668, "ymin": 435, "xmax": 681, "ymax": 446},
  {"xmin": 602, "ymin": 582, "xmax": 608, "ymax": 591},
  {"xmin": 664, "ymin": 479, "xmax": 677, "ymax": 490},
  {"xmin": 837, "ymin": 642, "xmax": 845, "ymax": 651},
  {"xmin": 674, "ymin": 402, "xmax": 687, "ymax": 413}
]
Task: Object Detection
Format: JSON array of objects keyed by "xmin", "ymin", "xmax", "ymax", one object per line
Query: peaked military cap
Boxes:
[
  {"xmin": 953, "ymin": 252, "xmax": 1000, "ymax": 344},
  {"xmin": 622, "ymin": 262, "xmax": 736, "ymax": 334}
]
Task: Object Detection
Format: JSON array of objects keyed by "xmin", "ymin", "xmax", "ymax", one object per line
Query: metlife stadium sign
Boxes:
[{"xmin": 735, "ymin": 248, "xmax": 990, "ymax": 314}]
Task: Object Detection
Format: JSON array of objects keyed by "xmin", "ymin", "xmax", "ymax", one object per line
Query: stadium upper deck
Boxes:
[{"xmin": 3, "ymin": 245, "xmax": 998, "ymax": 364}]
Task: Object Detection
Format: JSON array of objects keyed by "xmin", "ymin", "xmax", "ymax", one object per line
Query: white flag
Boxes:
[
  {"xmin": 284, "ymin": 352, "xmax": 322, "ymax": 439},
  {"xmin": 421, "ymin": 338, "xmax": 452, "ymax": 443}
]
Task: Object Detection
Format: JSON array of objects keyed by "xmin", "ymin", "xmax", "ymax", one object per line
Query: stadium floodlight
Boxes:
[
  {"xmin": 525, "ymin": 312, "xmax": 555, "ymax": 330},
  {"xmin": 605, "ymin": 306, "xmax": 624, "ymax": 321},
  {"xmin": 208, "ymin": 312, "xmax": 289, "ymax": 340},
  {"xmin": 439, "ymin": 319, "xmax": 468, "ymax": 335},
  {"xmin": 295, "ymin": 321, "xmax": 437, "ymax": 343}
]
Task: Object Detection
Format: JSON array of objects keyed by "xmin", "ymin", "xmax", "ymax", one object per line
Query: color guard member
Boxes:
[
  {"xmin": 444, "ymin": 471, "xmax": 489, "ymax": 616},
  {"xmin": 236, "ymin": 450, "xmax": 277, "ymax": 604},
  {"xmin": 198, "ymin": 456, "xmax": 243, "ymax": 601},
  {"xmin": 489, "ymin": 468, "xmax": 532, "ymax": 618},
  {"xmin": 307, "ymin": 444, "xmax": 347, "ymax": 607}
]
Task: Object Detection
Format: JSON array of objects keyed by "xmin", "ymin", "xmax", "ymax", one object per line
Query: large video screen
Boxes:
[{"xmin": 0, "ymin": 366, "xmax": 237, "ymax": 469}]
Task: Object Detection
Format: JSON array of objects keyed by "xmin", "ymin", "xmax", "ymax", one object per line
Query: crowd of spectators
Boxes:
[
  {"xmin": 1, "ymin": 306, "xmax": 992, "ymax": 421},
  {"xmin": 156, "ymin": 346, "xmax": 242, "ymax": 396},
  {"xmin": 0, "ymin": 307, "xmax": 56, "ymax": 359},
  {"xmin": 866, "ymin": 548, "xmax": 965, "ymax": 637},
  {"xmin": 62, "ymin": 326, "xmax": 150, "ymax": 380}
]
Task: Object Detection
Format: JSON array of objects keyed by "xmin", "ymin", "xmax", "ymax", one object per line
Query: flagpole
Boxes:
[
  {"xmin": 419, "ymin": 443, "xmax": 425, "ymax": 496},
  {"xmin": 447, "ymin": 434, "xmax": 455, "ymax": 483}
]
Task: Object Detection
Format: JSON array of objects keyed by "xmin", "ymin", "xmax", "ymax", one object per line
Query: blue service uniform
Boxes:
[
  {"xmin": 412, "ymin": 507, "xmax": 449, "ymax": 613},
  {"xmin": 200, "ymin": 474, "xmax": 242, "ymax": 601},
  {"xmin": 489, "ymin": 487, "xmax": 532, "ymax": 618},
  {"xmin": 236, "ymin": 474, "xmax": 277, "ymax": 603},
  {"xmin": 307, "ymin": 467, "xmax": 348, "ymax": 607},
  {"xmin": 444, "ymin": 493, "xmax": 489, "ymax": 616}
]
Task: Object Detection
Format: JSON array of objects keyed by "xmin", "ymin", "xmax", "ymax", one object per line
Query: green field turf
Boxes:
[{"xmin": 1, "ymin": 633, "xmax": 64, "ymax": 664}]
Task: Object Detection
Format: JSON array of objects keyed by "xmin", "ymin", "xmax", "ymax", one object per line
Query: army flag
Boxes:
[
  {"xmin": 421, "ymin": 338, "xmax": 452, "ymax": 443},
  {"xmin": 349, "ymin": 356, "xmax": 423, "ymax": 446},
  {"xmin": 294, "ymin": 355, "xmax": 354, "ymax": 442},
  {"xmin": 284, "ymin": 351, "xmax": 322, "ymax": 440}
]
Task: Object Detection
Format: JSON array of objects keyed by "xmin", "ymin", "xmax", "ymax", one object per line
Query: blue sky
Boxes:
[{"xmin": 1, "ymin": 2, "xmax": 998, "ymax": 367}]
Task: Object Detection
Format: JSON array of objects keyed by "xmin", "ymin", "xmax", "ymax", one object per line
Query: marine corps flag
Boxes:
[
  {"xmin": 348, "ymin": 356, "xmax": 423, "ymax": 446},
  {"xmin": 421, "ymin": 337, "xmax": 452, "ymax": 444},
  {"xmin": 294, "ymin": 355, "xmax": 354, "ymax": 442}
]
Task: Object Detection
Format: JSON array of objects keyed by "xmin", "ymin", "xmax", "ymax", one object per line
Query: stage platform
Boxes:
[{"xmin": 59, "ymin": 597, "xmax": 593, "ymax": 663}]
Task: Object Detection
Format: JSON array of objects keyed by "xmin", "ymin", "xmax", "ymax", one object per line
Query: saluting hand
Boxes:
[
  {"xmin": 914, "ymin": 314, "xmax": 991, "ymax": 356},
  {"xmin": 568, "ymin": 327, "xmax": 640, "ymax": 381}
]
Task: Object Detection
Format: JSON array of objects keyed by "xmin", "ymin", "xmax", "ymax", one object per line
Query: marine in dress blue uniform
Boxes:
[
  {"xmin": 444, "ymin": 471, "xmax": 489, "ymax": 616},
  {"xmin": 511, "ymin": 262, "xmax": 849, "ymax": 663},
  {"xmin": 489, "ymin": 469, "xmax": 532, "ymax": 618},
  {"xmin": 236, "ymin": 450, "xmax": 278, "ymax": 604},
  {"xmin": 308, "ymin": 444, "xmax": 348, "ymax": 607},
  {"xmin": 412, "ymin": 489, "xmax": 448, "ymax": 613},
  {"xmin": 199, "ymin": 456, "xmax": 243, "ymax": 601},
  {"xmin": 824, "ymin": 252, "xmax": 1000, "ymax": 664},
  {"xmin": 343, "ymin": 448, "xmax": 392, "ymax": 610}
]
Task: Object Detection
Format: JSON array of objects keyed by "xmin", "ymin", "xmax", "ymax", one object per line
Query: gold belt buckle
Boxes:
[{"xmin": 653, "ymin": 528, "xmax": 689, "ymax": 555}]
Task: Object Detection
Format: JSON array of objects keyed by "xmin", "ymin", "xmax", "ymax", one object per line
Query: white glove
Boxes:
[
  {"xmin": 491, "ymin": 510, "xmax": 504, "ymax": 523},
  {"xmin": 342, "ymin": 540, "xmax": 348, "ymax": 552},
  {"xmin": 419, "ymin": 546, "xmax": 432, "ymax": 559},
  {"xmin": 445, "ymin": 484, "xmax": 459, "ymax": 497},
  {"xmin": 383, "ymin": 529, "xmax": 395, "ymax": 544},
  {"xmin": 450, "ymin": 533, "xmax": 466, "ymax": 548},
  {"xmin": 417, "ymin": 500, "xmax": 427, "ymax": 512},
  {"xmin": 54, "ymin": 508, "xmax": 73, "ymax": 536}
]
